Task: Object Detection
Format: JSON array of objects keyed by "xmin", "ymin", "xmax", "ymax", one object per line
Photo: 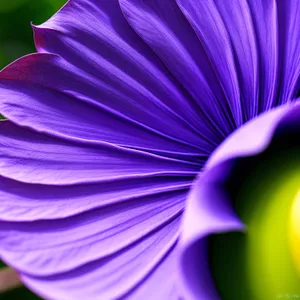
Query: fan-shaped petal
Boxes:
[
  {"xmin": 277, "ymin": 0, "xmax": 300, "ymax": 103},
  {"xmin": 26, "ymin": 0, "xmax": 221, "ymax": 153},
  {"xmin": 176, "ymin": 0, "xmax": 243, "ymax": 126},
  {"xmin": 0, "ymin": 57, "xmax": 213, "ymax": 162},
  {"xmin": 247, "ymin": 0, "xmax": 278, "ymax": 111},
  {"xmin": 19, "ymin": 217, "xmax": 180, "ymax": 300},
  {"xmin": 120, "ymin": 0, "xmax": 236, "ymax": 137},
  {"xmin": 213, "ymin": 0, "xmax": 258, "ymax": 120},
  {"xmin": 0, "ymin": 191, "xmax": 185, "ymax": 276},
  {"xmin": 0, "ymin": 121, "xmax": 198, "ymax": 185},
  {"xmin": 0, "ymin": 174, "xmax": 192, "ymax": 222},
  {"xmin": 0, "ymin": 1, "xmax": 299, "ymax": 300}
]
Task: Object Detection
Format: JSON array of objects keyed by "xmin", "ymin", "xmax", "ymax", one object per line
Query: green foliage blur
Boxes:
[
  {"xmin": 0, "ymin": 0, "xmax": 66, "ymax": 69},
  {"xmin": 0, "ymin": 2, "xmax": 66, "ymax": 299}
]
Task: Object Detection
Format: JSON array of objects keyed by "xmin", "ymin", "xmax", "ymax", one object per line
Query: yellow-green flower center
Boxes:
[
  {"xmin": 289, "ymin": 191, "xmax": 300, "ymax": 277},
  {"xmin": 244, "ymin": 169, "xmax": 300, "ymax": 299},
  {"xmin": 210, "ymin": 148, "xmax": 300, "ymax": 299}
]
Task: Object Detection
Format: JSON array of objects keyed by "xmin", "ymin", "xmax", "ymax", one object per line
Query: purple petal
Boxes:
[
  {"xmin": 0, "ymin": 121, "xmax": 198, "ymax": 185},
  {"xmin": 214, "ymin": 0, "xmax": 258, "ymax": 120},
  {"xmin": 28, "ymin": 0, "xmax": 220, "ymax": 154},
  {"xmin": 0, "ymin": 1, "xmax": 299, "ymax": 299},
  {"xmin": 277, "ymin": 0, "xmax": 300, "ymax": 103},
  {"xmin": 206, "ymin": 103, "xmax": 294, "ymax": 169},
  {"xmin": 0, "ymin": 121, "xmax": 191, "ymax": 299},
  {"xmin": 120, "ymin": 0, "xmax": 236, "ymax": 138},
  {"xmin": 179, "ymin": 102, "xmax": 300, "ymax": 300},
  {"xmin": 176, "ymin": 0, "xmax": 243, "ymax": 126},
  {"xmin": 127, "ymin": 244, "xmax": 180, "ymax": 300},
  {"xmin": 19, "ymin": 217, "xmax": 180, "ymax": 300},
  {"xmin": 180, "ymin": 168, "xmax": 244, "ymax": 300},
  {"xmin": 0, "ymin": 191, "xmax": 184, "ymax": 276},
  {"xmin": 0, "ymin": 174, "xmax": 191, "ymax": 222},
  {"xmin": 0, "ymin": 56, "xmax": 212, "ymax": 162},
  {"xmin": 247, "ymin": 0, "xmax": 279, "ymax": 111}
]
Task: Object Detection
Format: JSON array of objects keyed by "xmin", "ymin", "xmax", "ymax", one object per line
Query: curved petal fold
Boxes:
[
  {"xmin": 28, "ymin": 0, "xmax": 220, "ymax": 151},
  {"xmin": 0, "ymin": 191, "xmax": 185, "ymax": 276},
  {"xmin": 214, "ymin": 0, "xmax": 258, "ymax": 120},
  {"xmin": 0, "ymin": 174, "xmax": 192, "ymax": 222},
  {"xmin": 0, "ymin": 56, "xmax": 212, "ymax": 162},
  {"xmin": 0, "ymin": 121, "xmax": 199, "ymax": 185},
  {"xmin": 277, "ymin": 0, "xmax": 300, "ymax": 103},
  {"xmin": 176, "ymin": 0, "xmax": 242, "ymax": 127},
  {"xmin": 0, "ymin": 1, "xmax": 299, "ymax": 300},
  {"xmin": 120, "ymin": 0, "xmax": 235, "ymax": 138},
  {"xmin": 247, "ymin": 0, "xmax": 278, "ymax": 111},
  {"xmin": 20, "ymin": 218, "xmax": 180, "ymax": 300},
  {"xmin": 179, "ymin": 101, "xmax": 300, "ymax": 300}
]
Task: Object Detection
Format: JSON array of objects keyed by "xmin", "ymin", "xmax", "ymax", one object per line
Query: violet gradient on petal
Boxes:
[{"xmin": 0, "ymin": 0, "xmax": 299, "ymax": 300}]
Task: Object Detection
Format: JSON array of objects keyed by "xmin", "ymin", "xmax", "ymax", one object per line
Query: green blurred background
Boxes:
[
  {"xmin": 0, "ymin": 1, "xmax": 66, "ymax": 298},
  {"xmin": 0, "ymin": 0, "xmax": 66, "ymax": 69}
]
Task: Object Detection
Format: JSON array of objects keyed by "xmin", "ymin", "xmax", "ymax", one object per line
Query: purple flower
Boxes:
[{"xmin": 0, "ymin": 0, "xmax": 299, "ymax": 299}]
